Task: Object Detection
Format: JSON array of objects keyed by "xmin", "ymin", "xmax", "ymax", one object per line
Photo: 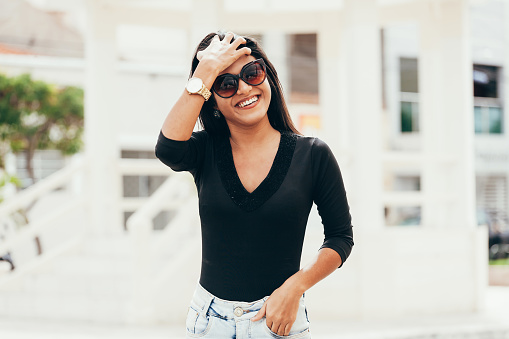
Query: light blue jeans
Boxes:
[{"xmin": 185, "ymin": 283, "xmax": 311, "ymax": 339}]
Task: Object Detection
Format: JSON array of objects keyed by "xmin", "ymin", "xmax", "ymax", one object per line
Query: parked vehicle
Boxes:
[{"xmin": 477, "ymin": 209, "xmax": 509, "ymax": 260}]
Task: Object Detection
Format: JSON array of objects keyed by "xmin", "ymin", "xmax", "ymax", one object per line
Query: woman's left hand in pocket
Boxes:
[{"xmin": 251, "ymin": 283, "xmax": 302, "ymax": 336}]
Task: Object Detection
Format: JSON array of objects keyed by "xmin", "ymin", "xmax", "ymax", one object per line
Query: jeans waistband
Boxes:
[
  {"xmin": 191, "ymin": 283, "xmax": 305, "ymax": 321},
  {"xmin": 191, "ymin": 283, "xmax": 269, "ymax": 318}
]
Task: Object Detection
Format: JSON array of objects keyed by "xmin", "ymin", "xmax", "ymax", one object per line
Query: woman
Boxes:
[{"xmin": 155, "ymin": 31, "xmax": 353, "ymax": 338}]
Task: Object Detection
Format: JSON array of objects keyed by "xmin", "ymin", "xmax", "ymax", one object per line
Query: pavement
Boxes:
[{"xmin": 0, "ymin": 287, "xmax": 508, "ymax": 339}]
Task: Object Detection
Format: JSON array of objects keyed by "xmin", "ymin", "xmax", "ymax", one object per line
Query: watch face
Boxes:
[{"xmin": 187, "ymin": 78, "xmax": 203, "ymax": 93}]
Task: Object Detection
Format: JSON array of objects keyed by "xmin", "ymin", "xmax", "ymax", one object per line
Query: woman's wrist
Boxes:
[
  {"xmin": 283, "ymin": 272, "xmax": 307, "ymax": 296},
  {"xmin": 192, "ymin": 61, "xmax": 220, "ymax": 88}
]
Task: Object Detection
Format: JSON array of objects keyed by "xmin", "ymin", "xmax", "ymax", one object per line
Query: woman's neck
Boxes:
[{"xmin": 228, "ymin": 119, "xmax": 280, "ymax": 150}]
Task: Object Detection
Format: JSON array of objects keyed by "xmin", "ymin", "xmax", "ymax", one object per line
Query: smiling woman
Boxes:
[
  {"xmin": 212, "ymin": 55, "xmax": 272, "ymax": 133},
  {"xmin": 155, "ymin": 31, "xmax": 354, "ymax": 338}
]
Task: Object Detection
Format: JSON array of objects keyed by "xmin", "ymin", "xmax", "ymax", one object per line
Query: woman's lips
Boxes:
[{"xmin": 236, "ymin": 95, "xmax": 259, "ymax": 109}]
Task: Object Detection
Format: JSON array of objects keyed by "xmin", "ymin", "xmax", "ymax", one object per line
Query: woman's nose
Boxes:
[{"xmin": 237, "ymin": 79, "xmax": 252, "ymax": 95}]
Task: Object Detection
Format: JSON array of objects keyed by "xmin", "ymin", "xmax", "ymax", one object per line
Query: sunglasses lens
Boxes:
[
  {"xmin": 213, "ymin": 76, "xmax": 238, "ymax": 98},
  {"xmin": 244, "ymin": 62, "xmax": 266, "ymax": 85},
  {"xmin": 212, "ymin": 60, "xmax": 266, "ymax": 98}
]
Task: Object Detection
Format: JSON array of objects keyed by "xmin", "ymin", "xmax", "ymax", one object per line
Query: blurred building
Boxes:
[
  {"xmin": 0, "ymin": 0, "xmax": 504, "ymax": 328},
  {"xmin": 383, "ymin": 3, "xmax": 508, "ymax": 234}
]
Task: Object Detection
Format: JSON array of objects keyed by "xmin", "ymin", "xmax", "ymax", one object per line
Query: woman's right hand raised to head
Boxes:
[
  {"xmin": 194, "ymin": 32, "xmax": 252, "ymax": 77},
  {"xmin": 160, "ymin": 32, "xmax": 250, "ymax": 141}
]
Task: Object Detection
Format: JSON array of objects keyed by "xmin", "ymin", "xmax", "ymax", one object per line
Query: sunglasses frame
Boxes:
[{"xmin": 212, "ymin": 58, "xmax": 267, "ymax": 99}]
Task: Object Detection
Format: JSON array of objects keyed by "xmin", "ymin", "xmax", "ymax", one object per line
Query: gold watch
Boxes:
[{"xmin": 186, "ymin": 77, "xmax": 211, "ymax": 101}]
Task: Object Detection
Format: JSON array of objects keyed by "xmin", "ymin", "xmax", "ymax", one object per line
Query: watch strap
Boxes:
[
  {"xmin": 187, "ymin": 78, "xmax": 211, "ymax": 101},
  {"xmin": 197, "ymin": 84, "xmax": 212, "ymax": 101}
]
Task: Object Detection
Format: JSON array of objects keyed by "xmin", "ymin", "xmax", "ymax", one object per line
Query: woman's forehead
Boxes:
[{"xmin": 219, "ymin": 55, "xmax": 256, "ymax": 75}]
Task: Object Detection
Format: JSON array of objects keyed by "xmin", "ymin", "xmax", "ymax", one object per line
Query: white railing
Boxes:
[
  {"xmin": 118, "ymin": 158, "xmax": 178, "ymax": 213},
  {"xmin": 0, "ymin": 159, "xmax": 84, "ymax": 220},
  {"xmin": 0, "ymin": 158, "xmax": 86, "ymax": 282},
  {"xmin": 124, "ymin": 166, "xmax": 198, "ymax": 323}
]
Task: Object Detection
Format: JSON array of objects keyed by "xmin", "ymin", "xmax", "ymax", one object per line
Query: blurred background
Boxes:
[{"xmin": 0, "ymin": 0, "xmax": 508, "ymax": 338}]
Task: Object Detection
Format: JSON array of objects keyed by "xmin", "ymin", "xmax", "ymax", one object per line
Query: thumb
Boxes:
[{"xmin": 251, "ymin": 300, "xmax": 268, "ymax": 322}]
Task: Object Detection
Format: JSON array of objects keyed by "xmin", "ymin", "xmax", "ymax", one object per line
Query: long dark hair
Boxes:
[{"xmin": 190, "ymin": 32, "xmax": 300, "ymax": 137}]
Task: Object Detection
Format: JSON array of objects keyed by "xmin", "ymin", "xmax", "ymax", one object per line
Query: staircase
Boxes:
[
  {"xmin": 0, "ymin": 235, "xmax": 132, "ymax": 323},
  {"xmin": 0, "ymin": 158, "xmax": 201, "ymax": 325}
]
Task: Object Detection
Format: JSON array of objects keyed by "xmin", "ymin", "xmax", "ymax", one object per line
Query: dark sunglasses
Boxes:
[{"xmin": 212, "ymin": 59, "xmax": 267, "ymax": 98}]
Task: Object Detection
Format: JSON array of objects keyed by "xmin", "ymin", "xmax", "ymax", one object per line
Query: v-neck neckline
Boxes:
[
  {"xmin": 230, "ymin": 132, "xmax": 282, "ymax": 195},
  {"xmin": 215, "ymin": 131, "xmax": 297, "ymax": 212}
]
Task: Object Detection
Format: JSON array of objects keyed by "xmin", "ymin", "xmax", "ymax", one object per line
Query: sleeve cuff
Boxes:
[{"xmin": 319, "ymin": 242, "xmax": 350, "ymax": 269}]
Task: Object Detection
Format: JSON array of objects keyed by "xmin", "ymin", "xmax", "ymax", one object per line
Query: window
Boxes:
[
  {"xmin": 474, "ymin": 106, "xmax": 502, "ymax": 134},
  {"xmin": 288, "ymin": 34, "xmax": 319, "ymax": 104},
  {"xmin": 384, "ymin": 175, "xmax": 421, "ymax": 226},
  {"xmin": 400, "ymin": 58, "xmax": 418, "ymax": 93},
  {"xmin": 400, "ymin": 58, "xmax": 419, "ymax": 133},
  {"xmin": 401, "ymin": 95, "xmax": 419, "ymax": 133},
  {"xmin": 473, "ymin": 65, "xmax": 503, "ymax": 134},
  {"xmin": 393, "ymin": 175, "xmax": 421, "ymax": 191},
  {"xmin": 474, "ymin": 65, "xmax": 498, "ymax": 98},
  {"xmin": 121, "ymin": 150, "xmax": 170, "ymax": 230}
]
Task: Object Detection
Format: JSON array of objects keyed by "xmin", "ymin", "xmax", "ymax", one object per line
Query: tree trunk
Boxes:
[
  {"xmin": 25, "ymin": 139, "xmax": 36, "ymax": 185},
  {"xmin": 25, "ymin": 137, "xmax": 43, "ymax": 255},
  {"xmin": 25, "ymin": 120, "xmax": 52, "ymax": 185}
]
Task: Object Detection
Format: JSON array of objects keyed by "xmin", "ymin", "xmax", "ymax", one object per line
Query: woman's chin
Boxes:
[{"xmin": 228, "ymin": 112, "xmax": 270, "ymax": 129}]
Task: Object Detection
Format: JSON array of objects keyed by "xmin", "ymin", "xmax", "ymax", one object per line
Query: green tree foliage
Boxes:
[
  {"xmin": 0, "ymin": 73, "xmax": 84, "ymax": 185},
  {"xmin": 0, "ymin": 173, "xmax": 21, "ymax": 204}
]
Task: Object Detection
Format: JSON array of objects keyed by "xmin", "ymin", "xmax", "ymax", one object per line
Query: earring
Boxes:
[{"xmin": 213, "ymin": 109, "xmax": 222, "ymax": 119}]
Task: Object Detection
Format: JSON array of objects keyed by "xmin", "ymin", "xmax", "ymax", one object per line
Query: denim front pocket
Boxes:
[{"xmin": 185, "ymin": 305, "xmax": 214, "ymax": 338}]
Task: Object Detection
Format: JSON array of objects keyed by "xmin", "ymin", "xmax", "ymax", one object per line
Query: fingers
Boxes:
[
  {"xmin": 230, "ymin": 35, "xmax": 246, "ymax": 49},
  {"xmin": 250, "ymin": 301, "xmax": 267, "ymax": 322},
  {"xmin": 236, "ymin": 46, "xmax": 252, "ymax": 57},
  {"xmin": 221, "ymin": 31, "xmax": 235, "ymax": 43},
  {"xmin": 271, "ymin": 323, "xmax": 280, "ymax": 335},
  {"xmin": 284, "ymin": 323, "xmax": 292, "ymax": 336},
  {"xmin": 228, "ymin": 36, "xmax": 251, "ymax": 64},
  {"xmin": 226, "ymin": 35, "xmax": 250, "ymax": 56},
  {"xmin": 271, "ymin": 322, "xmax": 291, "ymax": 336},
  {"xmin": 272, "ymin": 322, "xmax": 285, "ymax": 336},
  {"xmin": 222, "ymin": 33, "xmax": 249, "ymax": 54},
  {"xmin": 198, "ymin": 33, "xmax": 250, "ymax": 63}
]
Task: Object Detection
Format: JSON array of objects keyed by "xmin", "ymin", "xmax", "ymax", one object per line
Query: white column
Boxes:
[
  {"xmin": 318, "ymin": 18, "xmax": 345, "ymax": 153},
  {"xmin": 338, "ymin": 0, "xmax": 385, "ymax": 320},
  {"xmin": 187, "ymin": 0, "xmax": 221, "ymax": 58},
  {"xmin": 84, "ymin": 0, "xmax": 122, "ymax": 235},
  {"xmin": 419, "ymin": 0, "xmax": 475, "ymax": 229},
  {"xmin": 263, "ymin": 31, "xmax": 290, "ymax": 99},
  {"xmin": 340, "ymin": 0, "xmax": 384, "ymax": 230}
]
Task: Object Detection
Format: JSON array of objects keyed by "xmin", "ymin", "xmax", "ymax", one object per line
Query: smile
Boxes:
[{"xmin": 237, "ymin": 96, "xmax": 259, "ymax": 108}]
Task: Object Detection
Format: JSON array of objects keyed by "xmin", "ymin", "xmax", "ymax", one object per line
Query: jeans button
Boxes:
[{"xmin": 234, "ymin": 307, "xmax": 243, "ymax": 317}]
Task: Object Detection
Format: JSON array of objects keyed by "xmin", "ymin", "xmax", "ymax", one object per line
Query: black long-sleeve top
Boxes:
[{"xmin": 155, "ymin": 130, "xmax": 353, "ymax": 302}]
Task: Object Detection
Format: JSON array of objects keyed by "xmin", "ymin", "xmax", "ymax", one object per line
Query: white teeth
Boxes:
[{"xmin": 238, "ymin": 96, "xmax": 258, "ymax": 108}]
